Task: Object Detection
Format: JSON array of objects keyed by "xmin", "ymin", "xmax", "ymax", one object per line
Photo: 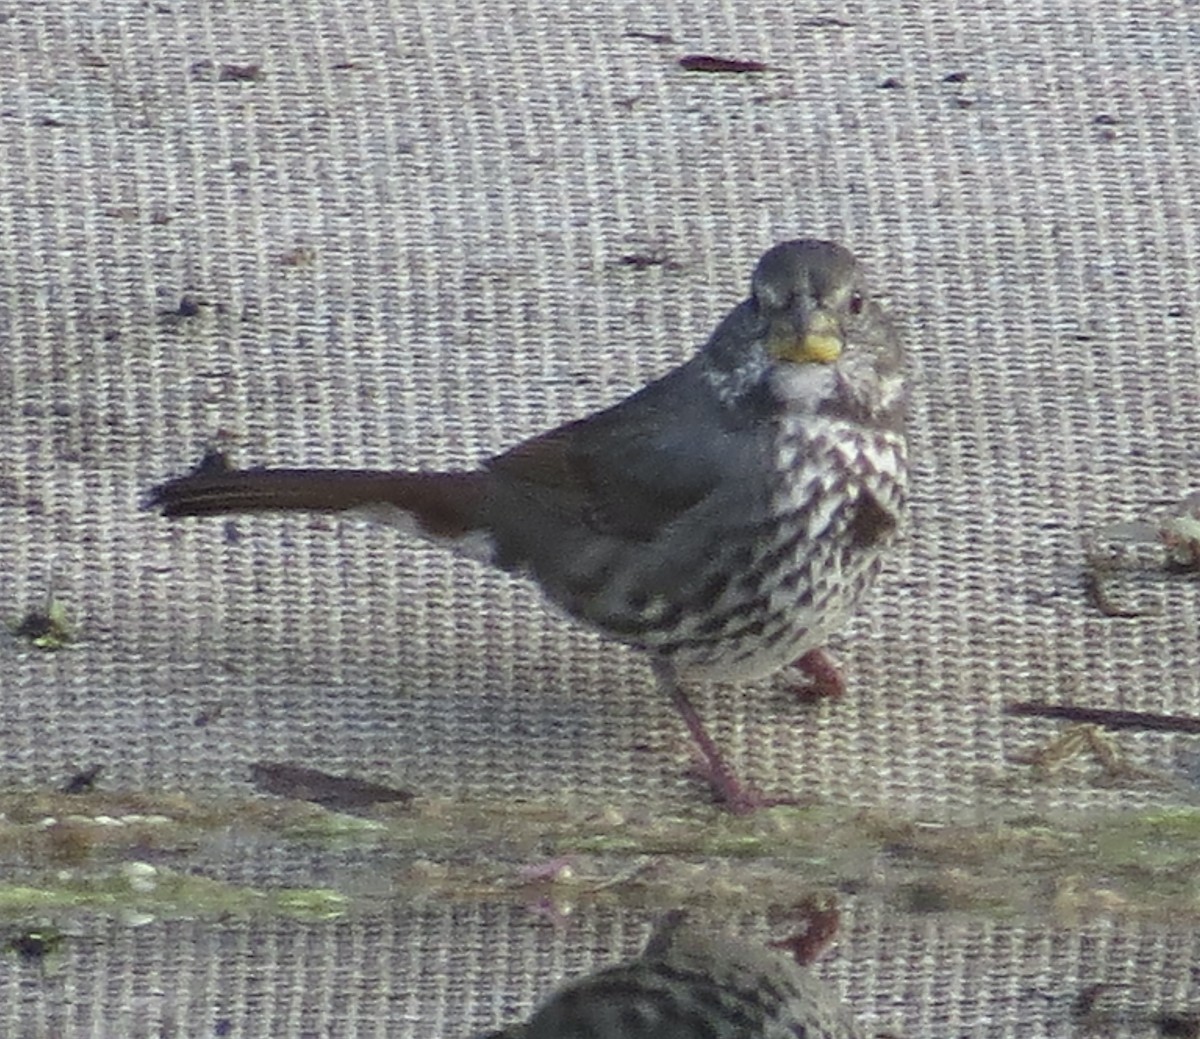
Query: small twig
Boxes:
[{"xmin": 1005, "ymin": 701, "xmax": 1200, "ymax": 735}]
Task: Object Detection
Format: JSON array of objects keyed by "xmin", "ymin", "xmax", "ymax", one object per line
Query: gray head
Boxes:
[{"xmin": 701, "ymin": 239, "xmax": 905, "ymax": 428}]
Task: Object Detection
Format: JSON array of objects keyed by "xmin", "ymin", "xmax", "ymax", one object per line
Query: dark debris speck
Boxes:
[
  {"xmin": 219, "ymin": 63, "xmax": 263, "ymax": 82},
  {"xmin": 250, "ymin": 761, "xmax": 414, "ymax": 812},
  {"xmin": 1155, "ymin": 1013, "xmax": 1200, "ymax": 1039},
  {"xmin": 618, "ymin": 252, "xmax": 679, "ymax": 270},
  {"xmin": 7, "ymin": 929, "xmax": 64, "ymax": 963},
  {"xmin": 61, "ymin": 765, "xmax": 103, "ymax": 794},
  {"xmin": 624, "ymin": 30, "xmax": 676, "ymax": 45},
  {"xmin": 678, "ymin": 54, "xmax": 771, "ymax": 74}
]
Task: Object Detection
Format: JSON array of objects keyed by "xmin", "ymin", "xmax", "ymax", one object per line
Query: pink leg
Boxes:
[
  {"xmin": 653, "ymin": 660, "xmax": 801, "ymax": 815},
  {"xmin": 787, "ymin": 647, "xmax": 846, "ymax": 701}
]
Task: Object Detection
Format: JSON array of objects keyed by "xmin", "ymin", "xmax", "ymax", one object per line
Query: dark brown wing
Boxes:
[{"xmin": 486, "ymin": 360, "xmax": 776, "ymax": 544}]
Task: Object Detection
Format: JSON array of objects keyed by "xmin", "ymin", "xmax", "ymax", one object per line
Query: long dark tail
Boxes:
[{"xmin": 148, "ymin": 451, "xmax": 488, "ymax": 538}]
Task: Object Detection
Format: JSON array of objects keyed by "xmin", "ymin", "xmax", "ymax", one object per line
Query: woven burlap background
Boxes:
[{"xmin": 1, "ymin": 1, "xmax": 1198, "ymax": 1036}]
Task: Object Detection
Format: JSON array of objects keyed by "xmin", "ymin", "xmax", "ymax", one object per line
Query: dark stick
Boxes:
[{"xmin": 1005, "ymin": 701, "xmax": 1200, "ymax": 734}]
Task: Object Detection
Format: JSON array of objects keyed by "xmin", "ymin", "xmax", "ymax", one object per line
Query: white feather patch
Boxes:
[{"xmin": 348, "ymin": 502, "xmax": 496, "ymax": 563}]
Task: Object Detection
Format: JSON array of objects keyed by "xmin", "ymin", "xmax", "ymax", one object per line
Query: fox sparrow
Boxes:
[
  {"xmin": 149, "ymin": 239, "xmax": 908, "ymax": 812},
  {"xmin": 481, "ymin": 910, "xmax": 868, "ymax": 1039}
]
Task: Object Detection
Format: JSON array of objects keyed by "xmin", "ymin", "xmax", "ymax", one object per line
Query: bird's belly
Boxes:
[
  {"xmin": 656, "ymin": 526, "xmax": 891, "ymax": 683},
  {"xmin": 534, "ymin": 424, "xmax": 907, "ymax": 683},
  {"xmin": 627, "ymin": 432, "xmax": 906, "ymax": 681}
]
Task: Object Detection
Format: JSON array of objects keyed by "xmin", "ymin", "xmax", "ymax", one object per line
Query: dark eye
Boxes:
[{"xmin": 848, "ymin": 292, "xmax": 864, "ymax": 316}]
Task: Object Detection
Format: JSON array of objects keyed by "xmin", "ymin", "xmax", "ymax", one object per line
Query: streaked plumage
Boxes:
[
  {"xmin": 150, "ymin": 239, "xmax": 908, "ymax": 811},
  {"xmin": 482, "ymin": 911, "xmax": 868, "ymax": 1039}
]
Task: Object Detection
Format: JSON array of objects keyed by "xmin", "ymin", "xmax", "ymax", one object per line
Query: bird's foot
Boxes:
[
  {"xmin": 684, "ymin": 754, "xmax": 805, "ymax": 815},
  {"xmin": 785, "ymin": 647, "xmax": 845, "ymax": 702},
  {"xmin": 654, "ymin": 658, "xmax": 807, "ymax": 814},
  {"xmin": 768, "ymin": 893, "xmax": 841, "ymax": 966}
]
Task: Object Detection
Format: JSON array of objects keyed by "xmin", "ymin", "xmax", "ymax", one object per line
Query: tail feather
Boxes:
[{"xmin": 149, "ymin": 455, "xmax": 488, "ymax": 539}]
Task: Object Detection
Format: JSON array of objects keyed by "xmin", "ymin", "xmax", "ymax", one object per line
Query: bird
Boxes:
[
  {"xmin": 479, "ymin": 909, "xmax": 868, "ymax": 1039},
  {"xmin": 148, "ymin": 239, "xmax": 908, "ymax": 813}
]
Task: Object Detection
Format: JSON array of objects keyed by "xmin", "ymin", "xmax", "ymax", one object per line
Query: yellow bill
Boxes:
[{"xmin": 767, "ymin": 310, "xmax": 844, "ymax": 364}]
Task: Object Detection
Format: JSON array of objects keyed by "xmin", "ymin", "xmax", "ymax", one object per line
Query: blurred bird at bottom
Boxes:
[{"xmin": 481, "ymin": 910, "xmax": 866, "ymax": 1039}]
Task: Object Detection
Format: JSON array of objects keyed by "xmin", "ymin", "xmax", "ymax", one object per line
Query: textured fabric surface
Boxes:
[
  {"xmin": 2, "ymin": 903, "xmax": 1199, "ymax": 1038},
  {"xmin": 1, "ymin": 0, "xmax": 1198, "ymax": 1035}
]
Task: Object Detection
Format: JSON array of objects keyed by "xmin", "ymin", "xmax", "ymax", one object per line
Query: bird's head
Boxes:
[{"xmin": 702, "ymin": 239, "xmax": 905, "ymax": 428}]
